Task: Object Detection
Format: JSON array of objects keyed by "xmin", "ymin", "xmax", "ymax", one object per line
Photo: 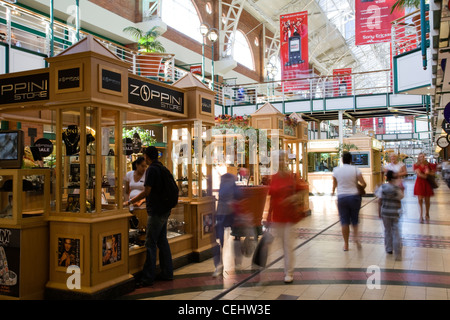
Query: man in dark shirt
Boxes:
[{"xmin": 128, "ymin": 146, "xmax": 173, "ymax": 287}]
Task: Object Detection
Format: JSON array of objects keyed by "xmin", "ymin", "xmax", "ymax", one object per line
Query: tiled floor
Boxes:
[{"xmin": 121, "ymin": 177, "xmax": 450, "ymax": 300}]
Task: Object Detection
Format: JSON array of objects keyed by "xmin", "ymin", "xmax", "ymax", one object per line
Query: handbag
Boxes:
[
  {"xmin": 355, "ymin": 167, "xmax": 366, "ymax": 196},
  {"xmin": 284, "ymin": 176, "xmax": 309, "ymax": 223},
  {"xmin": 426, "ymin": 174, "xmax": 438, "ymax": 189},
  {"xmin": 252, "ymin": 229, "xmax": 274, "ymax": 267}
]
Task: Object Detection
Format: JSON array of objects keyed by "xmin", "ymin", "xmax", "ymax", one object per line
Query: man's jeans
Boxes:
[{"xmin": 142, "ymin": 210, "xmax": 173, "ymax": 283}]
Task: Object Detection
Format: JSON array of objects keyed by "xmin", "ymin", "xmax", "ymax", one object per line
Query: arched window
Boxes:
[
  {"xmin": 161, "ymin": 0, "xmax": 203, "ymax": 43},
  {"xmin": 233, "ymin": 30, "xmax": 255, "ymax": 70}
]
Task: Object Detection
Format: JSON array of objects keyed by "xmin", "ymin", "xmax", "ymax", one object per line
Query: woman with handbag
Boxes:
[
  {"xmin": 413, "ymin": 153, "xmax": 435, "ymax": 223},
  {"xmin": 265, "ymin": 150, "xmax": 308, "ymax": 283},
  {"xmin": 332, "ymin": 152, "xmax": 367, "ymax": 251}
]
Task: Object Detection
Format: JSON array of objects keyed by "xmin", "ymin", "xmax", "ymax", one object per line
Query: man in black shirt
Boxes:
[{"xmin": 128, "ymin": 146, "xmax": 174, "ymax": 287}]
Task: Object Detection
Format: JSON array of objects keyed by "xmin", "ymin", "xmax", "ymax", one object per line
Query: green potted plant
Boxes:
[
  {"xmin": 123, "ymin": 26, "xmax": 166, "ymax": 77},
  {"xmin": 390, "ymin": 0, "xmax": 420, "ymax": 13}
]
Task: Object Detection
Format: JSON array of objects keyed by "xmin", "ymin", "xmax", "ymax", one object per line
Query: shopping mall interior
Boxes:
[{"xmin": 0, "ymin": 0, "xmax": 450, "ymax": 304}]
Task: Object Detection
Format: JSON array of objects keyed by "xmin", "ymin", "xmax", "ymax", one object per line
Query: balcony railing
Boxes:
[{"xmin": 391, "ymin": 9, "xmax": 429, "ymax": 57}]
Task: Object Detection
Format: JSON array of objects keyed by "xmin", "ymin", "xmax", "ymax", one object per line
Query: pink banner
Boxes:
[
  {"xmin": 280, "ymin": 11, "xmax": 309, "ymax": 91},
  {"xmin": 355, "ymin": 0, "xmax": 404, "ymax": 45}
]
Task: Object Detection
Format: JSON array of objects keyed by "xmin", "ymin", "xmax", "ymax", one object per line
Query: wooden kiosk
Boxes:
[
  {"xmin": 307, "ymin": 134, "xmax": 383, "ymax": 195},
  {"xmin": 0, "ymin": 35, "xmax": 200, "ymax": 299},
  {"xmin": 250, "ymin": 103, "xmax": 310, "ymax": 214},
  {"xmin": 163, "ymin": 73, "xmax": 216, "ymax": 261}
]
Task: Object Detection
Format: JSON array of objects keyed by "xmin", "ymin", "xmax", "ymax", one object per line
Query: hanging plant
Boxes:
[
  {"xmin": 390, "ymin": 0, "xmax": 420, "ymax": 13},
  {"xmin": 214, "ymin": 114, "xmax": 252, "ymax": 129},
  {"xmin": 284, "ymin": 115, "xmax": 299, "ymax": 128}
]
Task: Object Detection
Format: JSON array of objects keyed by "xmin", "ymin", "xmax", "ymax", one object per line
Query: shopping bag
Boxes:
[{"xmin": 252, "ymin": 230, "xmax": 274, "ymax": 267}]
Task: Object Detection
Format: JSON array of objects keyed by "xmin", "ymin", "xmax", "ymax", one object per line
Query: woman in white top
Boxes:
[
  {"xmin": 332, "ymin": 152, "xmax": 367, "ymax": 251},
  {"xmin": 124, "ymin": 157, "xmax": 147, "ymax": 209},
  {"xmin": 384, "ymin": 153, "xmax": 407, "ymax": 177}
]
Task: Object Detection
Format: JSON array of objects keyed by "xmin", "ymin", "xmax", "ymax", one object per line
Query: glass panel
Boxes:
[
  {"xmin": 100, "ymin": 109, "xmax": 118, "ymax": 211},
  {"xmin": 61, "ymin": 107, "xmax": 82, "ymax": 213},
  {"xmin": 21, "ymin": 173, "xmax": 46, "ymax": 218},
  {"xmin": 167, "ymin": 204, "xmax": 186, "ymax": 239},
  {"xmin": 307, "ymin": 152, "xmax": 339, "ymax": 173},
  {"xmin": 61, "ymin": 107, "xmax": 97, "ymax": 213},
  {"xmin": 0, "ymin": 175, "xmax": 13, "ymax": 219}
]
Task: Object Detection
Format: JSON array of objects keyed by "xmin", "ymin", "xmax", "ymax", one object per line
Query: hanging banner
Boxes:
[
  {"xmin": 280, "ymin": 11, "xmax": 309, "ymax": 92},
  {"xmin": 333, "ymin": 68, "xmax": 352, "ymax": 97},
  {"xmin": 355, "ymin": 0, "xmax": 404, "ymax": 45},
  {"xmin": 376, "ymin": 117, "xmax": 386, "ymax": 134},
  {"xmin": 360, "ymin": 118, "xmax": 374, "ymax": 132}
]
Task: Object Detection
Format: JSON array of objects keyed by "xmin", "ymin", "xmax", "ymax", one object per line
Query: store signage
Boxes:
[
  {"xmin": 0, "ymin": 72, "xmax": 49, "ymax": 104},
  {"xmin": 101, "ymin": 68, "xmax": 122, "ymax": 93},
  {"xmin": 128, "ymin": 77, "xmax": 184, "ymax": 114},
  {"xmin": 0, "ymin": 228, "xmax": 20, "ymax": 298},
  {"xmin": 308, "ymin": 140, "xmax": 339, "ymax": 150},
  {"xmin": 444, "ymin": 102, "xmax": 450, "ymax": 123},
  {"xmin": 355, "ymin": 0, "xmax": 404, "ymax": 45},
  {"xmin": 201, "ymin": 97, "xmax": 212, "ymax": 114},
  {"xmin": 58, "ymin": 67, "xmax": 80, "ymax": 90},
  {"xmin": 442, "ymin": 119, "xmax": 450, "ymax": 135},
  {"xmin": 34, "ymin": 138, "xmax": 53, "ymax": 157}
]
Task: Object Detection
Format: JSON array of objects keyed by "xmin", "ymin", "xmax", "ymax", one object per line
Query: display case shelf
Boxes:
[{"xmin": 0, "ymin": 169, "xmax": 51, "ymax": 225}]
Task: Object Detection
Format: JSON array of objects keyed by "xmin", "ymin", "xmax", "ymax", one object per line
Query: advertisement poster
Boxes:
[
  {"xmin": 376, "ymin": 117, "xmax": 386, "ymax": 134},
  {"xmin": 0, "ymin": 228, "xmax": 20, "ymax": 297},
  {"xmin": 355, "ymin": 0, "xmax": 404, "ymax": 45},
  {"xmin": 57, "ymin": 237, "xmax": 81, "ymax": 270},
  {"xmin": 102, "ymin": 233, "xmax": 122, "ymax": 267},
  {"xmin": 333, "ymin": 68, "xmax": 352, "ymax": 96},
  {"xmin": 360, "ymin": 118, "xmax": 374, "ymax": 132},
  {"xmin": 280, "ymin": 11, "xmax": 309, "ymax": 92}
]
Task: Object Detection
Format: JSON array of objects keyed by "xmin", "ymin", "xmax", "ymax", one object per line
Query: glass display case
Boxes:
[
  {"xmin": 0, "ymin": 169, "xmax": 51, "ymax": 224},
  {"xmin": 169, "ymin": 122, "xmax": 212, "ymax": 200},
  {"xmin": 308, "ymin": 152, "xmax": 340, "ymax": 173},
  {"xmin": 54, "ymin": 106, "xmax": 125, "ymax": 215}
]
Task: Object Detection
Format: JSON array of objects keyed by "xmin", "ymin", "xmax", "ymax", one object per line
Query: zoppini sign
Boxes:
[{"xmin": 0, "ymin": 73, "xmax": 49, "ymax": 104}]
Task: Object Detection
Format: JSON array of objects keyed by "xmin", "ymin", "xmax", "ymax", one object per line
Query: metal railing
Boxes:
[
  {"xmin": 219, "ymin": 69, "xmax": 393, "ymax": 108},
  {"xmin": 391, "ymin": 9, "xmax": 428, "ymax": 57},
  {"xmin": 0, "ymin": 1, "xmax": 176, "ymax": 82}
]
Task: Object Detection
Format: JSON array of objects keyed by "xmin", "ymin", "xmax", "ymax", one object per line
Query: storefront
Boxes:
[
  {"xmin": 0, "ymin": 35, "xmax": 215, "ymax": 299},
  {"xmin": 307, "ymin": 134, "xmax": 383, "ymax": 195}
]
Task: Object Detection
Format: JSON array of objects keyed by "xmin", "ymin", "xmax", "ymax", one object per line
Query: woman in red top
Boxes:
[
  {"xmin": 414, "ymin": 153, "xmax": 435, "ymax": 223},
  {"xmin": 267, "ymin": 151, "xmax": 308, "ymax": 283}
]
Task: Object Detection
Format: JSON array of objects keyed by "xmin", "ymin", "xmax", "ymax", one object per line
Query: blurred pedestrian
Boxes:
[
  {"xmin": 332, "ymin": 152, "xmax": 367, "ymax": 251},
  {"xmin": 413, "ymin": 153, "xmax": 435, "ymax": 223},
  {"xmin": 266, "ymin": 150, "xmax": 308, "ymax": 283},
  {"xmin": 212, "ymin": 172, "xmax": 239, "ymax": 277},
  {"xmin": 384, "ymin": 153, "xmax": 407, "ymax": 189},
  {"xmin": 375, "ymin": 170, "xmax": 404, "ymax": 260}
]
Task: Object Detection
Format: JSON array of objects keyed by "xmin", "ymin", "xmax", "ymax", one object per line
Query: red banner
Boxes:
[
  {"xmin": 333, "ymin": 68, "xmax": 352, "ymax": 97},
  {"xmin": 280, "ymin": 11, "xmax": 309, "ymax": 91},
  {"xmin": 360, "ymin": 118, "xmax": 374, "ymax": 132},
  {"xmin": 355, "ymin": 0, "xmax": 404, "ymax": 45},
  {"xmin": 375, "ymin": 117, "xmax": 386, "ymax": 134},
  {"xmin": 190, "ymin": 65, "xmax": 202, "ymax": 75}
]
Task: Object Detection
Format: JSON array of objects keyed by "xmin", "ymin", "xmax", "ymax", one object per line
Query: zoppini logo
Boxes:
[{"xmin": 170, "ymin": 121, "xmax": 284, "ymax": 173}]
